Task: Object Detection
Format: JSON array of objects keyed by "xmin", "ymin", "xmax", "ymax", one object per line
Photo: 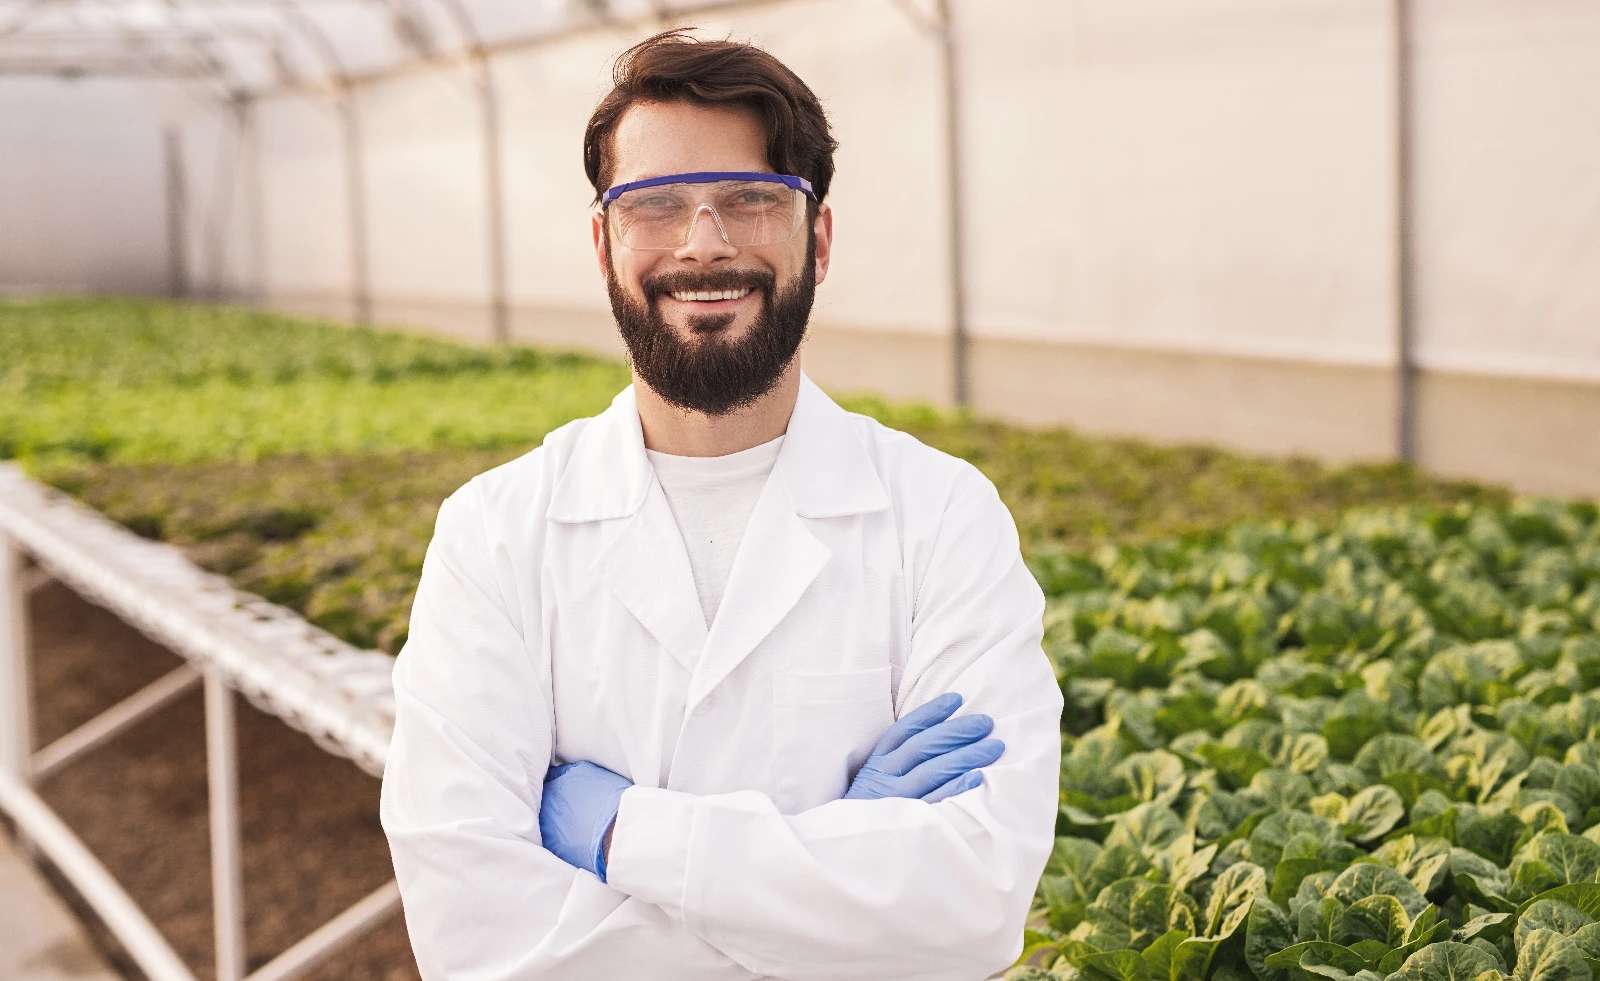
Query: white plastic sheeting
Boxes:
[
  {"xmin": 5, "ymin": 0, "xmax": 1599, "ymax": 367},
  {"xmin": 0, "ymin": 77, "xmax": 170, "ymax": 294},
  {"xmin": 3, "ymin": 0, "xmax": 1600, "ymax": 489},
  {"xmin": 1409, "ymin": 0, "xmax": 1600, "ymax": 384},
  {"xmin": 960, "ymin": 0, "xmax": 1400, "ymax": 368}
]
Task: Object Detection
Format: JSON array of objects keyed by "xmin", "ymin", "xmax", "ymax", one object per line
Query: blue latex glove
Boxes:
[
  {"xmin": 539, "ymin": 761, "xmax": 632, "ymax": 882},
  {"xmin": 844, "ymin": 692, "xmax": 1004, "ymax": 804}
]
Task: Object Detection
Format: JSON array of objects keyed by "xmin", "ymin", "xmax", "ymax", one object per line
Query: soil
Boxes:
[{"xmin": 23, "ymin": 580, "xmax": 422, "ymax": 981}]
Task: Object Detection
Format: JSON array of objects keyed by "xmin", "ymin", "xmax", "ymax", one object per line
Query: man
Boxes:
[{"xmin": 380, "ymin": 30, "xmax": 1061, "ymax": 981}]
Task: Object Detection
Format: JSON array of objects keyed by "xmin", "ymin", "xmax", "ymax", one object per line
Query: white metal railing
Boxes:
[{"xmin": 0, "ymin": 463, "xmax": 402, "ymax": 981}]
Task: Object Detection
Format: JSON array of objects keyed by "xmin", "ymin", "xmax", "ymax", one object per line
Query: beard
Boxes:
[{"xmin": 605, "ymin": 233, "xmax": 816, "ymax": 416}]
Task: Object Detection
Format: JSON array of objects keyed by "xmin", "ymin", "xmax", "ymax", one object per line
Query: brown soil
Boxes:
[{"xmin": 24, "ymin": 580, "xmax": 421, "ymax": 981}]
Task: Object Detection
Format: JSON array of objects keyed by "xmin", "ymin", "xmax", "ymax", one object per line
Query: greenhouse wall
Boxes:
[
  {"xmin": 3, "ymin": 0, "xmax": 1597, "ymax": 496},
  {"xmin": 0, "ymin": 78, "xmax": 171, "ymax": 297}
]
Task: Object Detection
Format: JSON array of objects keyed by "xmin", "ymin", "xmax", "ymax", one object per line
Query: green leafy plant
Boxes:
[
  {"xmin": 5, "ymin": 296, "xmax": 1510, "ymax": 654},
  {"xmin": 1019, "ymin": 502, "xmax": 1600, "ymax": 981},
  {"xmin": 15, "ymin": 298, "xmax": 1600, "ymax": 981},
  {"xmin": 0, "ymin": 296, "xmax": 630, "ymax": 463}
]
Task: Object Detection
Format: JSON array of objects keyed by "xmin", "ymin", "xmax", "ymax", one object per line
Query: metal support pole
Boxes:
[
  {"xmin": 244, "ymin": 881, "xmax": 401, "ymax": 981},
  {"xmin": 936, "ymin": 0, "xmax": 970, "ymax": 407},
  {"xmin": 1394, "ymin": 0, "xmax": 1417, "ymax": 463},
  {"xmin": 206, "ymin": 671, "xmax": 247, "ymax": 981},
  {"xmin": 32, "ymin": 664, "xmax": 202, "ymax": 780},
  {"xmin": 165, "ymin": 126, "xmax": 190, "ymax": 300},
  {"xmin": 244, "ymin": 97, "xmax": 269, "ymax": 304},
  {"xmin": 0, "ymin": 536, "xmax": 32, "ymax": 790},
  {"xmin": 338, "ymin": 91, "xmax": 372, "ymax": 326},
  {"xmin": 479, "ymin": 66, "xmax": 511, "ymax": 344},
  {"xmin": 201, "ymin": 101, "xmax": 247, "ymax": 300},
  {"xmin": 0, "ymin": 774, "xmax": 199, "ymax": 981}
]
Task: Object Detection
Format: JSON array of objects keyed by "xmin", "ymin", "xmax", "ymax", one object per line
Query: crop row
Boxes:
[
  {"xmin": 1016, "ymin": 502, "xmax": 1600, "ymax": 981},
  {"xmin": 9, "ymin": 297, "xmax": 1582, "ymax": 981}
]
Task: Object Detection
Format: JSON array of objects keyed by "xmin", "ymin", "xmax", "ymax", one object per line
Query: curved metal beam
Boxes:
[
  {"xmin": 0, "ymin": 2, "xmax": 263, "ymax": 96},
  {"xmin": 0, "ymin": 0, "xmax": 71, "ymax": 40},
  {"xmin": 0, "ymin": 0, "xmax": 803, "ymax": 94},
  {"xmin": 127, "ymin": 11, "xmax": 242, "ymax": 98},
  {"xmin": 0, "ymin": 0, "xmax": 414, "ymax": 95}
]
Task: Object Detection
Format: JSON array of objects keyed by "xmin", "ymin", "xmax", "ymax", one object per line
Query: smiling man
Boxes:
[{"xmin": 379, "ymin": 30, "xmax": 1062, "ymax": 981}]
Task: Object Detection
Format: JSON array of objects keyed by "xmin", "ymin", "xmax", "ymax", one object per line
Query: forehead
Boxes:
[{"xmin": 609, "ymin": 100, "xmax": 771, "ymax": 186}]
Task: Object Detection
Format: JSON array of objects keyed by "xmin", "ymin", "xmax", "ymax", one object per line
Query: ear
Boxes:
[
  {"xmin": 811, "ymin": 202, "xmax": 834, "ymax": 286},
  {"xmin": 592, "ymin": 211, "xmax": 610, "ymax": 281}
]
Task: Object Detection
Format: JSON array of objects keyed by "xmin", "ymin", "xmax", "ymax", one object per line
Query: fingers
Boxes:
[
  {"xmin": 878, "ymin": 712, "xmax": 995, "ymax": 777},
  {"xmin": 894, "ymin": 737, "xmax": 1005, "ymax": 800},
  {"xmin": 867, "ymin": 691, "xmax": 963, "ymax": 758},
  {"xmin": 922, "ymin": 768, "xmax": 983, "ymax": 804}
]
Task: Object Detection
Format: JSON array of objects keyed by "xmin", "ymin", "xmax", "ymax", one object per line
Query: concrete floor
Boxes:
[{"xmin": 0, "ymin": 832, "xmax": 120, "ymax": 981}]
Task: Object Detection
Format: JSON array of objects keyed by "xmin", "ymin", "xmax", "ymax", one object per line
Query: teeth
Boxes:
[{"xmin": 670, "ymin": 288, "xmax": 751, "ymax": 302}]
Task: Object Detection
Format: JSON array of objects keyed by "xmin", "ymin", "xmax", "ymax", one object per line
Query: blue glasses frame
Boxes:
[{"xmin": 599, "ymin": 171, "xmax": 817, "ymax": 210}]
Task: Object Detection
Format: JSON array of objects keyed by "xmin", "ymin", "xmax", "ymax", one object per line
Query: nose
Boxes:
[{"xmin": 673, "ymin": 204, "xmax": 738, "ymax": 264}]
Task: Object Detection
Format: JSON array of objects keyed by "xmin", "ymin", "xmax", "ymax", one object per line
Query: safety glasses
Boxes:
[{"xmin": 599, "ymin": 171, "xmax": 816, "ymax": 250}]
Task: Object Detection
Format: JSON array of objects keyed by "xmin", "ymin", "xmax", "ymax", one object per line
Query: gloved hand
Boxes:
[
  {"xmin": 845, "ymin": 692, "xmax": 1004, "ymax": 804},
  {"xmin": 539, "ymin": 761, "xmax": 632, "ymax": 882}
]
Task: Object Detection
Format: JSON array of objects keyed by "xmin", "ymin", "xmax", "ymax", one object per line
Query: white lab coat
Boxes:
[{"xmin": 379, "ymin": 375, "xmax": 1063, "ymax": 981}]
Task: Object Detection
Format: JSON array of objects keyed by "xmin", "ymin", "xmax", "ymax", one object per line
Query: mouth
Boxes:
[{"xmin": 665, "ymin": 288, "xmax": 754, "ymax": 305}]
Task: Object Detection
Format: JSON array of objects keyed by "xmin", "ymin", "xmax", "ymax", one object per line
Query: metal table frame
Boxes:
[{"xmin": 0, "ymin": 463, "xmax": 401, "ymax": 981}]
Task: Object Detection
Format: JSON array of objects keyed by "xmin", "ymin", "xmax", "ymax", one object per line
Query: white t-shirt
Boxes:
[{"xmin": 645, "ymin": 435, "xmax": 785, "ymax": 632}]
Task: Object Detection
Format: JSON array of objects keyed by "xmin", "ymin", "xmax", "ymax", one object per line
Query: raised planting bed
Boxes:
[{"xmin": 6, "ymin": 298, "xmax": 1503, "ymax": 654}]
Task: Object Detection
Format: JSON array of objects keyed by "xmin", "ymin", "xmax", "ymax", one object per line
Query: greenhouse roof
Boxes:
[{"xmin": 0, "ymin": 0, "xmax": 785, "ymax": 97}]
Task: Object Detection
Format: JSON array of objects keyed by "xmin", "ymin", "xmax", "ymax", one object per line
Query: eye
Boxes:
[{"xmin": 723, "ymin": 187, "xmax": 783, "ymax": 213}]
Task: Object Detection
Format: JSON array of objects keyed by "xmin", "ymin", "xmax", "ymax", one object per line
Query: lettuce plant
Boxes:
[{"xmin": 1018, "ymin": 502, "xmax": 1600, "ymax": 981}]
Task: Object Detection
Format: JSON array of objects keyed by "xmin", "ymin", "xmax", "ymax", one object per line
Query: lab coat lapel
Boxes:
[
  {"xmin": 686, "ymin": 473, "xmax": 828, "ymax": 711},
  {"xmin": 595, "ymin": 482, "xmax": 707, "ymax": 672},
  {"xmin": 552, "ymin": 386, "xmax": 706, "ymax": 671},
  {"xmin": 560, "ymin": 376, "xmax": 890, "ymax": 707},
  {"xmin": 682, "ymin": 376, "xmax": 889, "ymax": 710}
]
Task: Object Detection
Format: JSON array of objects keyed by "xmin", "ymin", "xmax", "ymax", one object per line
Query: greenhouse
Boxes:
[{"xmin": 2, "ymin": 2, "xmax": 1599, "ymax": 981}]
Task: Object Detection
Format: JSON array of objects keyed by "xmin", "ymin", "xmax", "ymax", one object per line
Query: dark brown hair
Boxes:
[{"xmin": 583, "ymin": 29, "xmax": 839, "ymax": 205}]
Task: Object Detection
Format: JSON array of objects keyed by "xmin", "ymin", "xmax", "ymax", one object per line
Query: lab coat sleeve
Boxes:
[
  {"xmin": 605, "ymin": 468, "xmax": 1063, "ymax": 981},
  {"xmin": 379, "ymin": 485, "xmax": 756, "ymax": 981}
]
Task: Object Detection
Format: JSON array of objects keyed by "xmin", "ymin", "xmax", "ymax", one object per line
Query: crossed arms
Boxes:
[
  {"xmin": 379, "ymin": 475, "xmax": 1063, "ymax": 981},
  {"xmin": 540, "ymin": 690, "xmax": 1007, "ymax": 884}
]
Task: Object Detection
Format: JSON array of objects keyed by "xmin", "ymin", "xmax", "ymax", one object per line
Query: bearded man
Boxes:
[{"xmin": 380, "ymin": 29, "xmax": 1061, "ymax": 981}]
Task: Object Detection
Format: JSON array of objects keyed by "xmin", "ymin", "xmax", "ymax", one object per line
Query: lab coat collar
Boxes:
[
  {"xmin": 547, "ymin": 372, "xmax": 889, "ymax": 523},
  {"xmin": 777, "ymin": 375, "xmax": 891, "ymax": 518},
  {"xmin": 549, "ymin": 373, "xmax": 890, "ymax": 723},
  {"xmin": 548, "ymin": 385, "xmax": 654, "ymax": 523}
]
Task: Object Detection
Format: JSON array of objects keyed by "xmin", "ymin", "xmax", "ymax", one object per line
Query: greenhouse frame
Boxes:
[
  {"xmin": 2, "ymin": 7, "xmax": 1600, "ymax": 975},
  {"xmin": 2, "ymin": 0, "xmax": 1598, "ymax": 496}
]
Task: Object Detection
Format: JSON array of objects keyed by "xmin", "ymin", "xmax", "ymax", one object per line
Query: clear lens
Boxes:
[{"xmin": 609, "ymin": 180, "xmax": 805, "ymax": 250}]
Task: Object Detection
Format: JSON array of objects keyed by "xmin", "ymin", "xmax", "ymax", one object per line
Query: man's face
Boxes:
[{"xmin": 592, "ymin": 100, "xmax": 833, "ymax": 415}]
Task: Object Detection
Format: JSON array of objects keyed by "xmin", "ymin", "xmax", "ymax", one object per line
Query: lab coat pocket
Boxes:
[{"xmin": 771, "ymin": 666, "xmax": 894, "ymax": 814}]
